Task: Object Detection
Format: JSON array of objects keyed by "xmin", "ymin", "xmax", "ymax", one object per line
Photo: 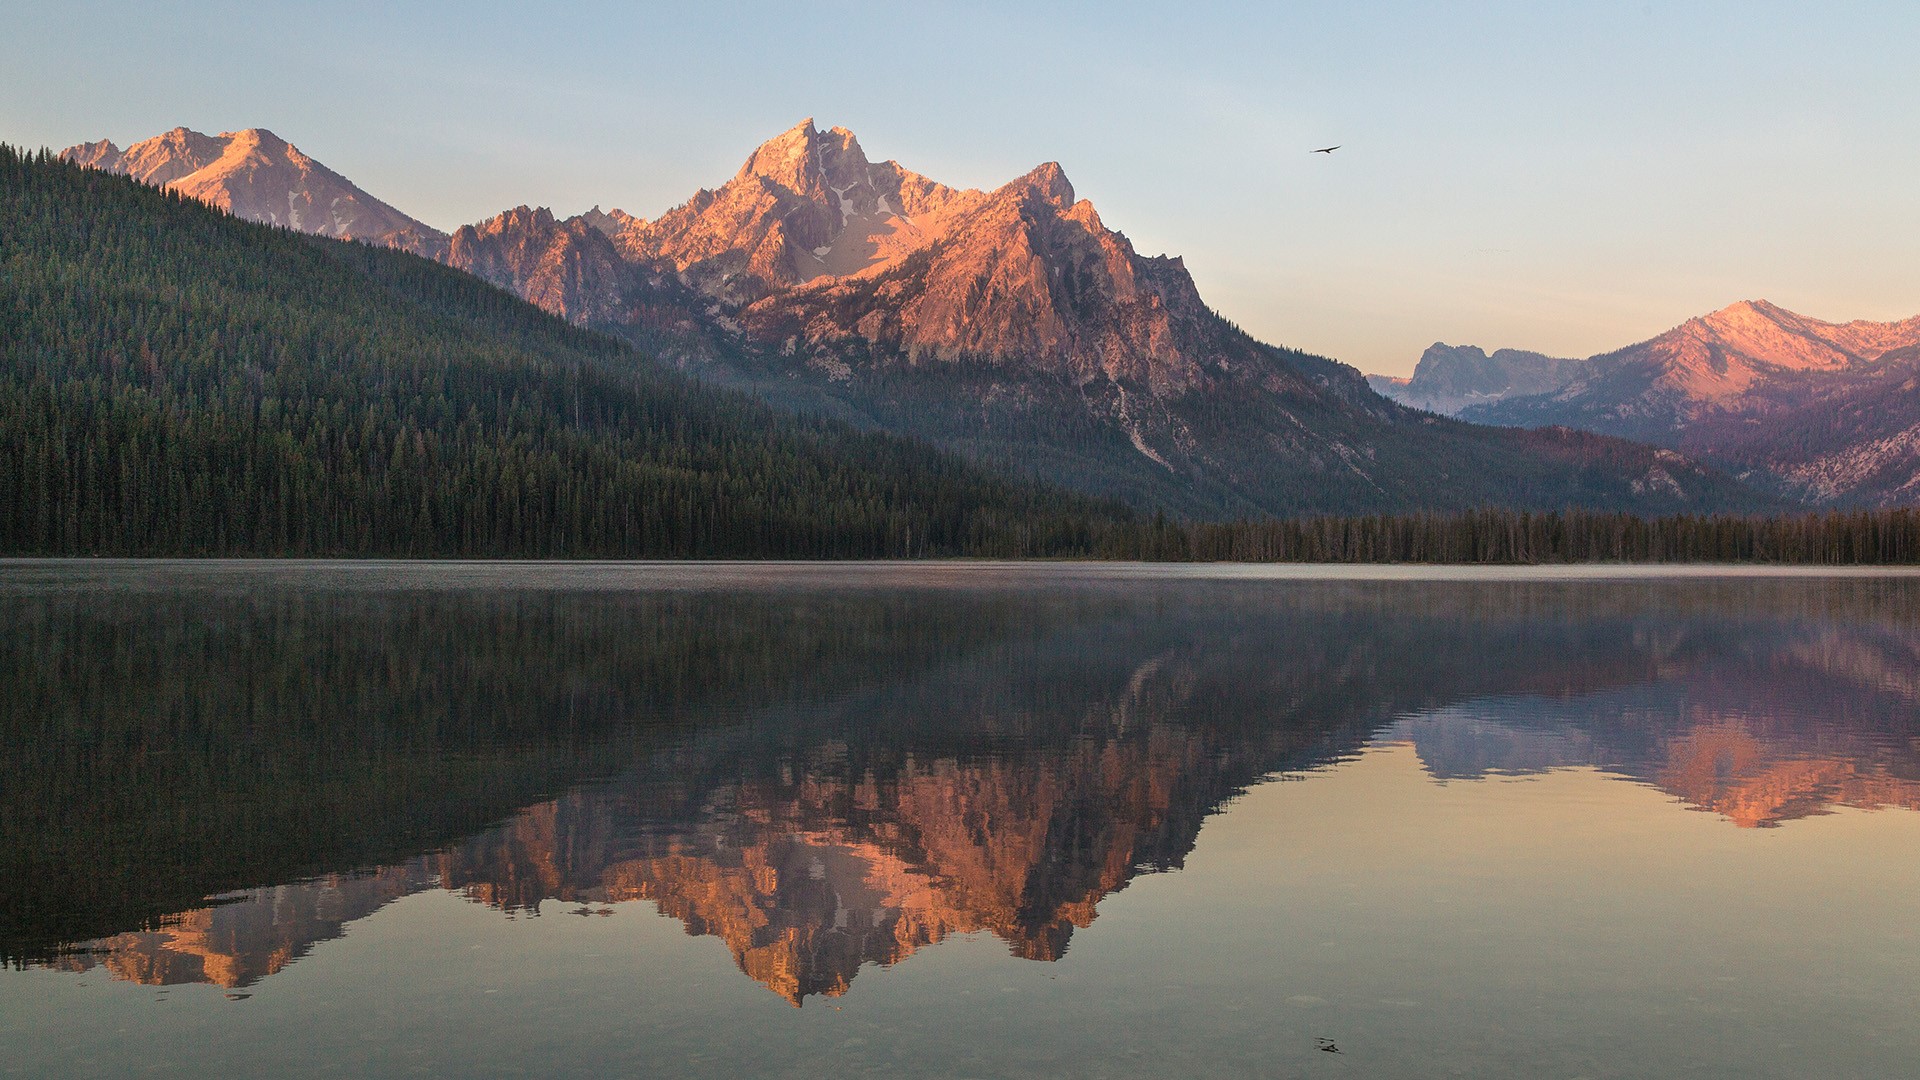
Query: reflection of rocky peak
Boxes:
[
  {"xmin": 53, "ymin": 866, "xmax": 425, "ymax": 988},
  {"xmin": 1401, "ymin": 621, "xmax": 1920, "ymax": 827},
  {"xmin": 430, "ymin": 708, "xmax": 1261, "ymax": 1003},
  {"xmin": 1654, "ymin": 717, "xmax": 1920, "ymax": 828}
]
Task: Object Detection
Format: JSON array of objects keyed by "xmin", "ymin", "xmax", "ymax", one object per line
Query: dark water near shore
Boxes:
[{"xmin": 3, "ymin": 561, "xmax": 1918, "ymax": 1078}]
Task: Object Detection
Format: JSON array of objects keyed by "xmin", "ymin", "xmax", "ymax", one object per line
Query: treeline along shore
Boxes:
[
  {"xmin": 8, "ymin": 498, "xmax": 1920, "ymax": 564},
  {"xmin": 1124, "ymin": 508, "xmax": 1920, "ymax": 565}
]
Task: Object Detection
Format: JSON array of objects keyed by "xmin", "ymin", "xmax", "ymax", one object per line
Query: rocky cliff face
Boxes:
[
  {"xmin": 446, "ymin": 206, "xmax": 630, "ymax": 325},
  {"xmin": 61, "ymin": 127, "xmax": 449, "ymax": 257},
  {"xmin": 1458, "ymin": 300, "xmax": 1920, "ymax": 505}
]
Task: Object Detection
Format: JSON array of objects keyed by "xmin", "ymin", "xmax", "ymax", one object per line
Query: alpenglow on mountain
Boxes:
[
  {"xmin": 62, "ymin": 127, "xmax": 449, "ymax": 257},
  {"xmin": 60, "ymin": 122, "xmax": 1771, "ymax": 517},
  {"xmin": 1375, "ymin": 300, "xmax": 1920, "ymax": 506}
]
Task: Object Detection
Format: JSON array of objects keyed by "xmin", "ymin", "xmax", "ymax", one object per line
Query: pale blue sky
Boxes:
[{"xmin": 6, "ymin": 1, "xmax": 1917, "ymax": 374}]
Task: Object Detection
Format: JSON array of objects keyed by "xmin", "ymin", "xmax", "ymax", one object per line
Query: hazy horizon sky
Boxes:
[{"xmin": 6, "ymin": 1, "xmax": 1917, "ymax": 375}]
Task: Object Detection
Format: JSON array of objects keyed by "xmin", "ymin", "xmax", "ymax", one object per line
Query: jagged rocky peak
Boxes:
[
  {"xmin": 1680, "ymin": 299, "xmax": 1835, "ymax": 366},
  {"xmin": 61, "ymin": 126, "xmax": 227, "ymax": 187},
  {"xmin": 598, "ymin": 120, "xmax": 1129, "ymax": 308},
  {"xmin": 61, "ymin": 137, "xmax": 127, "ymax": 172},
  {"xmin": 735, "ymin": 117, "xmax": 824, "ymax": 191},
  {"xmin": 577, "ymin": 205, "xmax": 626, "ymax": 237},
  {"xmin": 70, "ymin": 126, "xmax": 297, "ymax": 190},
  {"xmin": 1415, "ymin": 342, "xmax": 1580, "ymax": 391},
  {"xmin": 1454, "ymin": 298, "xmax": 1920, "ymax": 506},
  {"xmin": 1695, "ymin": 298, "xmax": 1795, "ymax": 335},
  {"xmin": 604, "ymin": 118, "xmax": 985, "ymax": 299},
  {"xmin": 1006, "ymin": 160, "xmax": 1076, "ymax": 209},
  {"xmin": 439, "ymin": 117, "xmax": 1232, "ymax": 393},
  {"xmin": 740, "ymin": 151, "xmax": 1251, "ymax": 392},
  {"xmin": 734, "ymin": 118, "xmax": 873, "ymax": 199},
  {"xmin": 213, "ymin": 126, "xmax": 296, "ymax": 160},
  {"xmin": 731, "ymin": 119, "xmax": 918, "ymax": 219},
  {"xmin": 466, "ymin": 204, "xmax": 557, "ymax": 232}
]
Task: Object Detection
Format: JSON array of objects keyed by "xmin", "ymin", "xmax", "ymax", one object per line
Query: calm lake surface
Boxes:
[{"xmin": 3, "ymin": 561, "xmax": 1918, "ymax": 1078}]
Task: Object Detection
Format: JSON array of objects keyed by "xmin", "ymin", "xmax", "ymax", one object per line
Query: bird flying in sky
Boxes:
[{"xmin": 1312, "ymin": 145, "xmax": 1340, "ymax": 154}]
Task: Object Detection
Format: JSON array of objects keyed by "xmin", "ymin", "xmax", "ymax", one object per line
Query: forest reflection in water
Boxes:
[{"xmin": 3, "ymin": 563, "xmax": 1919, "ymax": 1028}]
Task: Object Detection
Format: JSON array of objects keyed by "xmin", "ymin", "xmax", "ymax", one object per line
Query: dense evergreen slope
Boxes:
[{"xmin": 0, "ymin": 148, "xmax": 1127, "ymax": 557}]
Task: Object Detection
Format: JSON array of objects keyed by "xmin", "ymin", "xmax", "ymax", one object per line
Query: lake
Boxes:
[{"xmin": 2, "ymin": 561, "xmax": 1918, "ymax": 1078}]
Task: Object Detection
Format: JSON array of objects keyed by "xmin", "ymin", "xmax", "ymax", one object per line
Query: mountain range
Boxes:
[
  {"xmin": 59, "ymin": 122, "xmax": 1773, "ymax": 517},
  {"xmin": 1372, "ymin": 300, "xmax": 1920, "ymax": 506}
]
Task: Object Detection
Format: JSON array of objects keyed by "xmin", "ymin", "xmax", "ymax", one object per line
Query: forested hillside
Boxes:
[{"xmin": 0, "ymin": 148, "xmax": 1128, "ymax": 557}]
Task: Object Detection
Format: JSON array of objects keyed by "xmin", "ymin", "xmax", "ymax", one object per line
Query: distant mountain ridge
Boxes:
[
  {"xmin": 62, "ymin": 127, "xmax": 448, "ymax": 257},
  {"xmin": 59, "ymin": 123, "xmax": 1775, "ymax": 517},
  {"xmin": 1393, "ymin": 300, "xmax": 1920, "ymax": 506},
  {"xmin": 1369, "ymin": 344, "xmax": 1583, "ymax": 415}
]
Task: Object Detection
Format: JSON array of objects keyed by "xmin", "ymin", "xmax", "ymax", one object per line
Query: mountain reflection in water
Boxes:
[{"xmin": 5, "ymin": 567, "xmax": 1918, "ymax": 1005}]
